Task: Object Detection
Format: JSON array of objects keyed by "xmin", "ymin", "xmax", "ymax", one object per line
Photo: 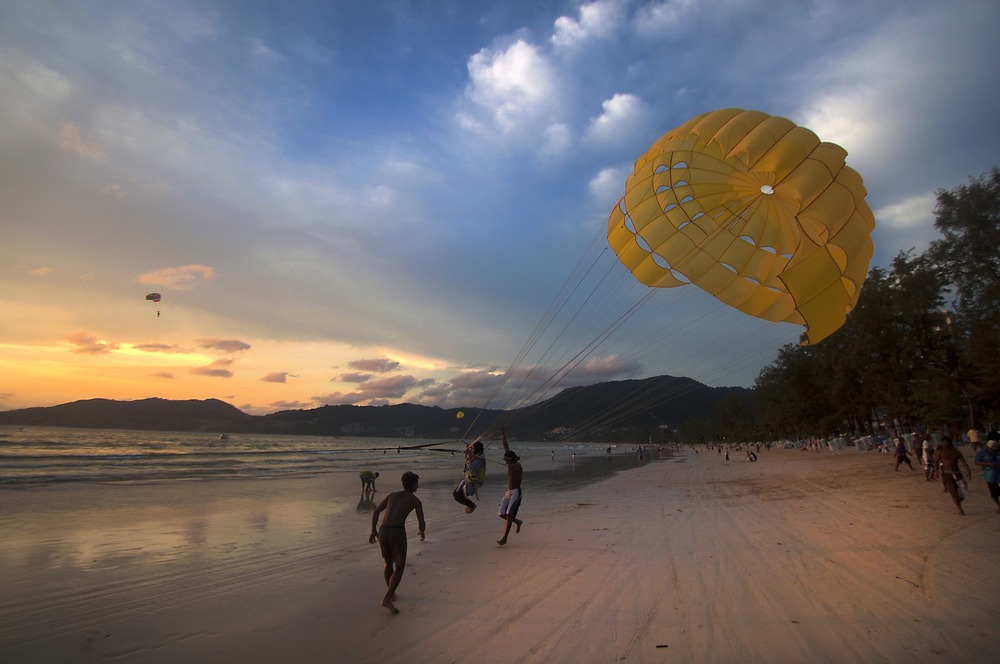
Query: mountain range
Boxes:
[{"xmin": 0, "ymin": 375, "xmax": 751, "ymax": 441}]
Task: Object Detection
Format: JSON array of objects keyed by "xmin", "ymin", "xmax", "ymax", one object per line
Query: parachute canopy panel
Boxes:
[
  {"xmin": 145, "ymin": 292, "xmax": 162, "ymax": 303},
  {"xmin": 607, "ymin": 108, "xmax": 875, "ymax": 345}
]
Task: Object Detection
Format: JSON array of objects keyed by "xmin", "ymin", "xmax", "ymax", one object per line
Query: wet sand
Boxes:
[{"xmin": 2, "ymin": 447, "xmax": 998, "ymax": 663}]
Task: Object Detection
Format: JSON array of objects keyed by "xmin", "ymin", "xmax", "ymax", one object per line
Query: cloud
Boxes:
[
  {"xmin": 589, "ymin": 166, "xmax": 630, "ymax": 203},
  {"xmin": 873, "ymin": 192, "xmax": 939, "ymax": 255},
  {"xmin": 191, "ymin": 358, "xmax": 235, "ymax": 378},
  {"xmin": 552, "ymin": 0, "xmax": 624, "ymax": 49},
  {"xmin": 66, "ymin": 332, "xmax": 119, "ymax": 354},
  {"xmin": 633, "ymin": 0, "xmax": 699, "ymax": 37},
  {"xmin": 585, "ymin": 93, "xmax": 647, "ymax": 145},
  {"xmin": 201, "ymin": 338, "xmax": 251, "ymax": 353},
  {"xmin": 138, "ymin": 265, "xmax": 218, "ymax": 290},
  {"xmin": 260, "ymin": 371, "xmax": 290, "ymax": 383},
  {"xmin": 464, "ymin": 39, "xmax": 557, "ymax": 134},
  {"xmin": 29, "ymin": 267, "xmax": 52, "ymax": 277},
  {"xmin": 541, "ymin": 123, "xmax": 573, "ymax": 156},
  {"xmin": 338, "ymin": 372, "xmax": 373, "ymax": 383},
  {"xmin": 348, "ymin": 358, "xmax": 400, "ymax": 373},
  {"xmin": 151, "ymin": 371, "xmax": 174, "ymax": 379},
  {"xmin": 55, "ymin": 122, "xmax": 105, "ymax": 160},
  {"xmin": 134, "ymin": 343, "xmax": 184, "ymax": 353},
  {"xmin": 875, "ymin": 193, "xmax": 937, "ymax": 231},
  {"xmin": 315, "ymin": 374, "xmax": 434, "ymax": 405}
]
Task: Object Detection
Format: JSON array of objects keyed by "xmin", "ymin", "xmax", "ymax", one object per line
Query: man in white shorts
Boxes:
[{"xmin": 497, "ymin": 427, "xmax": 523, "ymax": 546}]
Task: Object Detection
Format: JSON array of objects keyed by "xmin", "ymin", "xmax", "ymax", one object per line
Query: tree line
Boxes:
[{"xmin": 714, "ymin": 167, "xmax": 1000, "ymax": 442}]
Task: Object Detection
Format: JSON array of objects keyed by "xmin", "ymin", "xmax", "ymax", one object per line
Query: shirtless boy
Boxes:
[
  {"xmin": 497, "ymin": 427, "xmax": 523, "ymax": 546},
  {"xmin": 369, "ymin": 471, "xmax": 426, "ymax": 613},
  {"xmin": 936, "ymin": 436, "xmax": 973, "ymax": 515}
]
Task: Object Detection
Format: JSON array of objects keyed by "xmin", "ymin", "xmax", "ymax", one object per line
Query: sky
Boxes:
[{"xmin": 2, "ymin": 0, "xmax": 999, "ymax": 415}]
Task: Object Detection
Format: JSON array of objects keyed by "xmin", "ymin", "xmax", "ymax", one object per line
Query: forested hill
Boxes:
[{"xmin": 0, "ymin": 376, "xmax": 751, "ymax": 441}]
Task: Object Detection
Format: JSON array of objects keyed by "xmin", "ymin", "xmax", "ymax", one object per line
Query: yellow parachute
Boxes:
[{"xmin": 607, "ymin": 108, "xmax": 875, "ymax": 345}]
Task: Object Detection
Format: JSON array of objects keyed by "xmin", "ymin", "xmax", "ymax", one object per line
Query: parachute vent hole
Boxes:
[
  {"xmin": 624, "ymin": 215, "xmax": 637, "ymax": 233},
  {"xmin": 674, "ymin": 179, "xmax": 688, "ymax": 187},
  {"xmin": 760, "ymin": 246, "xmax": 777, "ymax": 255},
  {"xmin": 764, "ymin": 285, "xmax": 783, "ymax": 293},
  {"xmin": 656, "ymin": 185, "xmax": 671, "ymax": 193},
  {"xmin": 760, "ymin": 185, "xmax": 774, "ymax": 195},
  {"xmin": 780, "ymin": 252, "xmax": 793, "ymax": 259},
  {"xmin": 692, "ymin": 212, "xmax": 704, "ymax": 220},
  {"xmin": 740, "ymin": 235, "xmax": 756, "ymax": 246},
  {"xmin": 679, "ymin": 195, "xmax": 694, "ymax": 204},
  {"xmin": 672, "ymin": 161, "xmax": 688, "ymax": 169},
  {"xmin": 636, "ymin": 235, "xmax": 652, "ymax": 252},
  {"xmin": 618, "ymin": 199, "xmax": 628, "ymax": 214},
  {"xmin": 721, "ymin": 262, "xmax": 737, "ymax": 273},
  {"xmin": 671, "ymin": 269, "xmax": 691, "ymax": 284},
  {"xmin": 651, "ymin": 253, "xmax": 671, "ymax": 269},
  {"xmin": 655, "ymin": 164, "xmax": 669, "ymax": 173},
  {"xmin": 664, "ymin": 203, "xmax": 678, "ymax": 212},
  {"xmin": 743, "ymin": 276, "xmax": 761, "ymax": 285},
  {"xmin": 677, "ymin": 221, "xmax": 691, "ymax": 230}
]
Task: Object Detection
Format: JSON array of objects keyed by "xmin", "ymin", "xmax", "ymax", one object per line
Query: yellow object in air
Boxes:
[
  {"xmin": 607, "ymin": 108, "xmax": 875, "ymax": 345},
  {"xmin": 456, "ymin": 411, "xmax": 464, "ymax": 419}
]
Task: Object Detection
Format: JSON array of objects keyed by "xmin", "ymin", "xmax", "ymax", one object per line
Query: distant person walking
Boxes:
[
  {"xmin": 894, "ymin": 438, "xmax": 913, "ymax": 471},
  {"xmin": 497, "ymin": 427, "xmax": 523, "ymax": 546},
  {"xmin": 369, "ymin": 471, "xmax": 426, "ymax": 614},
  {"xmin": 936, "ymin": 436, "xmax": 973, "ymax": 516},
  {"xmin": 974, "ymin": 438, "xmax": 1000, "ymax": 514}
]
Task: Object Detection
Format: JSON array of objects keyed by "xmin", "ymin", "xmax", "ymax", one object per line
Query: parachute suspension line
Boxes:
[
  {"xmin": 534, "ymin": 204, "xmax": 802, "ymax": 441},
  {"xmin": 496, "ymin": 256, "xmax": 632, "ymax": 411},
  {"xmin": 549, "ymin": 319, "xmax": 799, "ymax": 443},
  {"xmin": 490, "ymin": 285, "xmax": 659, "ymax": 436},
  {"xmin": 460, "ymin": 223, "xmax": 610, "ymax": 439}
]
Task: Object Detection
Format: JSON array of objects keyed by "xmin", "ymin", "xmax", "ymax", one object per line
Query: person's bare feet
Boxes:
[
  {"xmin": 497, "ymin": 538, "xmax": 507, "ymax": 546},
  {"xmin": 465, "ymin": 503, "xmax": 476, "ymax": 514},
  {"xmin": 515, "ymin": 519, "xmax": 522, "ymax": 534},
  {"xmin": 382, "ymin": 599, "xmax": 399, "ymax": 614}
]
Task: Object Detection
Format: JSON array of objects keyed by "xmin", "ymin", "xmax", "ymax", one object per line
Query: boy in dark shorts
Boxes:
[{"xmin": 369, "ymin": 471, "xmax": 426, "ymax": 613}]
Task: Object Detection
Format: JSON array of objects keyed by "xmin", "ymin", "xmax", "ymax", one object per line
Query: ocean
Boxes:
[{"xmin": 0, "ymin": 425, "xmax": 661, "ymax": 487}]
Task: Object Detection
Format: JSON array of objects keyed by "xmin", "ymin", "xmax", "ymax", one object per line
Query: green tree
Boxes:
[{"xmin": 929, "ymin": 167, "xmax": 1000, "ymax": 424}]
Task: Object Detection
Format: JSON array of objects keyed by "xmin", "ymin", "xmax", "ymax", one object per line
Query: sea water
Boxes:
[{"xmin": 0, "ymin": 425, "xmax": 661, "ymax": 487}]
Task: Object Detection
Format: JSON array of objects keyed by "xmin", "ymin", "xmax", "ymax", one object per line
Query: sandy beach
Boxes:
[{"xmin": 2, "ymin": 446, "xmax": 998, "ymax": 663}]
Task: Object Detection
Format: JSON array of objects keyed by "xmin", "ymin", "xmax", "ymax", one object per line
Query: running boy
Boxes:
[{"xmin": 369, "ymin": 471, "xmax": 426, "ymax": 613}]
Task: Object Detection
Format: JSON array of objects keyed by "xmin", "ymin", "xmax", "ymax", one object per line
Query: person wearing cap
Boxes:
[
  {"xmin": 973, "ymin": 436, "xmax": 1000, "ymax": 514},
  {"xmin": 369, "ymin": 471, "xmax": 426, "ymax": 614},
  {"xmin": 497, "ymin": 427, "xmax": 523, "ymax": 545}
]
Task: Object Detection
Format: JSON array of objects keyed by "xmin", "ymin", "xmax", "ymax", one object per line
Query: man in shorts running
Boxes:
[
  {"xmin": 497, "ymin": 427, "xmax": 523, "ymax": 546},
  {"xmin": 936, "ymin": 436, "xmax": 973, "ymax": 516},
  {"xmin": 369, "ymin": 471, "xmax": 426, "ymax": 613}
]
